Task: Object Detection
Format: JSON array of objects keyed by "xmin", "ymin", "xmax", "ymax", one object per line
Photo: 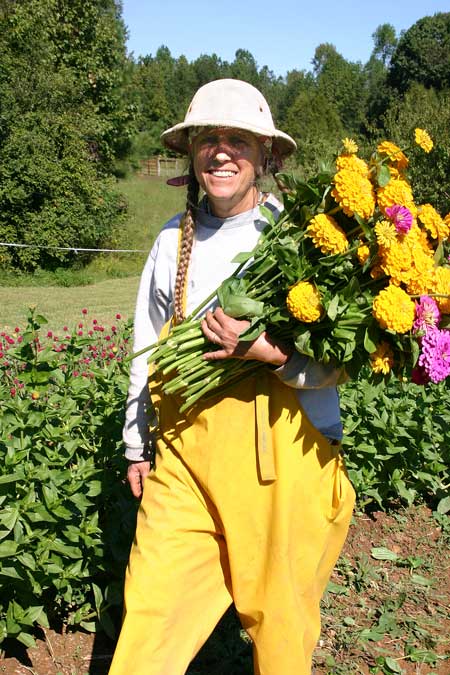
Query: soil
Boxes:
[{"xmin": 1, "ymin": 505, "xmax": 448, "ymax": 675}]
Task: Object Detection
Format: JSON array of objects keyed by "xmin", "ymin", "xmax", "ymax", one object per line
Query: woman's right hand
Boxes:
[{"xmin": 127, "ymin": 461, "xmax": 151, "ymax": 498}]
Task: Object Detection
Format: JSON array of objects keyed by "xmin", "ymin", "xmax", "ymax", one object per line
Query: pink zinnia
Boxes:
[
  {"xmin": 418, "ymin": 327, "xmax": 450, "ymax": 383},
  {"xmin": 385, "ymin": 204, "xmax": 413, "ymax": 234},
  {"xmin": 413, "ymin": 295, "xmax": 441, "ymax": 334}
]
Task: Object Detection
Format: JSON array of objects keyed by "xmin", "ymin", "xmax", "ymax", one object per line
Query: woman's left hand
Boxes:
[{"xmin": 201, "ymin": 307, "xmax": 293, "ymax": 366}]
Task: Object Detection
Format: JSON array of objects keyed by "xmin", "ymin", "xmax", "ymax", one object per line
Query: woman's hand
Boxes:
[
  {"xmin": 127, "ymin": 460, "xmax": 151, "ymax": 498},
  {"xmin": 201, "ymin": 307, "xmax": 293, "ymax": 366}
]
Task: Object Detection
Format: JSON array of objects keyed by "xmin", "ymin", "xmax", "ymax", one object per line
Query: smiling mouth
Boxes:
[{"xmin": 208, "ymin": 170, "xmax": 237, "ymax": 177}]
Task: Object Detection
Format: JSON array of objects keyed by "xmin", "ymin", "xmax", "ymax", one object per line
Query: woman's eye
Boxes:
[
  {"xmin": 200, "ymin": 136, "xmax": 217, "ymax": 146},
  {"xmin": 230, "ymin": 136, "xmax": 247, "ymax": 147}
]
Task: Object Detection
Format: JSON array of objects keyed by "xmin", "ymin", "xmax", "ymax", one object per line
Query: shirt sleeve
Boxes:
[
  {"xmin": 272, "ymin": 351, "xmax": 344, "ymax": 389},
  {"xmin": 122, "ymin": 228, "xmax": 176, "ymax": 461}
]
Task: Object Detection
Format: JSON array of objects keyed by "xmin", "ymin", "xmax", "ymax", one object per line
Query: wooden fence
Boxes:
[{"xmin": 138, "ymin": 156, "xmax": 184, "ymax": 177}]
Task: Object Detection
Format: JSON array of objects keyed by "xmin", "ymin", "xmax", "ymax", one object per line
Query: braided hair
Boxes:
[{"xmin": 173, "ymin": 163, "xmax": 199, "ymax": 324}]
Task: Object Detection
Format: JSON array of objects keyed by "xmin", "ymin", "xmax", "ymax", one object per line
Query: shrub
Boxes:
[
  {"xmin": 0, "ymin": 309, "xmax": 137, "ymax": 646},
  {"xmin": 340, "ymin": 374, "xmax": 450, "ymax": 509}
]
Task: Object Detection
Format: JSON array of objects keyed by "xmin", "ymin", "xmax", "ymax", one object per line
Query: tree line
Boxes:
[{"xmin": 0, "ymin": 1, "xmax": 449, "ymax": 271}]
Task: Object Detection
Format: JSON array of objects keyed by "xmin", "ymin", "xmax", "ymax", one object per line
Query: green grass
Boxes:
[
  {"xmin": 0, "ymin": 175, "xmax": 186, "ymax": 329},
  {"xmin": 0, "ymin": 277, "xmax": 140, "ymax": 332}
]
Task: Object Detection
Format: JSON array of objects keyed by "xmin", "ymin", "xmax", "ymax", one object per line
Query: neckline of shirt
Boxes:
[{"xmin": 196, "ymin": 194, "xmax": 277, "ymax": 231}]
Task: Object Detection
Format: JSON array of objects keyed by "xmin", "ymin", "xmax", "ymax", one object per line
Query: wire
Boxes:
[{"xmin": 0, "ymin": 242, "xmax": 147, "ymax": 253}]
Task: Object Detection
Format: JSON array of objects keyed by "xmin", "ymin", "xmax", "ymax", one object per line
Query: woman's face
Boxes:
[{"xmin": 192, "ymin": 128, "xmax": 264, "ymax": 218}]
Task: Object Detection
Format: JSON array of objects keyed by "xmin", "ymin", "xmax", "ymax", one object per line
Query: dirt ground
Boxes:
[{"xmin": 1, "ymin": 505, "xmax": 448, "ymax": 675}]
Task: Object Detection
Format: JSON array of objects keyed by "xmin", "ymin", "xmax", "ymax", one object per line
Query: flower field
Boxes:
[{"xmin": 0, "ymin": 309, "xmax": 138, "ymax": 648}]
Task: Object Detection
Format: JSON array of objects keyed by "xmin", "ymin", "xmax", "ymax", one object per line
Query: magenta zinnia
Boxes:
[
  {"xmin": 418, "ymin": 328, "xmax": 450, "ymax": 383},
  {"xmin": 385, "ymin": 204, "xmax": 413, "ymax": 234},
  {"xmin": 413, "ymin": 296, "xmax": 441, "ymax": 334}
]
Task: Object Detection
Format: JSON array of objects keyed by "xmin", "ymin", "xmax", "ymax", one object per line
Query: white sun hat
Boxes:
[{"xmin": 161, "ymin": 78, "xmax": 297, "ymax": 159}]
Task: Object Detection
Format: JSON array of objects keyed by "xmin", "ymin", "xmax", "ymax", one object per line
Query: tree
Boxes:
[
  {"xmin": 388, "ymin": 13, "xmax": 450, "ymax": 93},
  {"xmin": 372, "ymin": 23, "xmax": 397, "ymax": 66},
  {"xmin": 284, "ymin": 90, "xmax": 345, "ymax": 174},
  {"xmin": 193, "ymin": 53, "xmax": 229, "ymax": 87},
  {"xmin": 230, "ymin": 49, "xmax": 259, "ymax": 86},
  {"xmin": 381, "ymin": 83, "xmax": 450, "ymax": 213},
  {"xmin": 0, "ymin": 0, "xmax": 129, "ymax": 271},
  {"xmin": 312, "ymin": 43, "xmax": 367, "ymax": 134}
]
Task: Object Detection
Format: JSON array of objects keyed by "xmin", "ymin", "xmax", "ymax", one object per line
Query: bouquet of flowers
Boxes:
[{"xmin": 136, "ymin": 129, "xmax": 450, "ymax": 412}]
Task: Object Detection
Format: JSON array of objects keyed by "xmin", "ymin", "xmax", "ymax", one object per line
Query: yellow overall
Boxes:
[{"xmin": 109, "ymin": 366, "xmax": 355, "ymax": 675}]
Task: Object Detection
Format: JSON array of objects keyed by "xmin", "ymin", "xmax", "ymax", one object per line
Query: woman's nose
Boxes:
[{"xmin": 215, "ymin": 151, "xmax": 231, "ymax": 162}]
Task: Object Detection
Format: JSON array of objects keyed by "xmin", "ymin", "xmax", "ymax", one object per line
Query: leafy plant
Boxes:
[
  {"xmin": 0, "ymin": 309, "xmax": 137, "ymax": 646},
  {"xmin": 340, "ymin": 374, "xmax": 450, "ymax": 508}
]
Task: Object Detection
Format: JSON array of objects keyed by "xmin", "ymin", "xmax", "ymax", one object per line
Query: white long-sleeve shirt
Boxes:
[{"xmin": 123, "ymin": 195, "xmax": 343, "ymax": 461}]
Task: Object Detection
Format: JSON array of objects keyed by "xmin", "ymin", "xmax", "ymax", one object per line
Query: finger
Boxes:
[
  {"xmin": 127, "ymin": 468, "xmax": 143, "ymax": 498},
  {"xmin": 204, "ymin": 310, "xmax": 223, "ymax": 334},
  {"xmin": 201, "ymin": 319, "xmax": 222, "ymax": 345},
  {"xmin": 203, "ymin": 348, "xmax": 228, "ymax": 361},
  {"xmin": 211, "ymin": 306, "xmax": 227, "ymax": 326}
]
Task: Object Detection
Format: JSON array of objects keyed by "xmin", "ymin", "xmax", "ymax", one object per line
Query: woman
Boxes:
[{"xmin": 109, "ymin": 79, "xmax": 355, "ymax": 675}]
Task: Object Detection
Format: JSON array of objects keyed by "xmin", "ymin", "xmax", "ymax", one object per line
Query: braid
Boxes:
[{"xmin": 173, "ymin": 163, "xmax": 199, "ymax": 324}]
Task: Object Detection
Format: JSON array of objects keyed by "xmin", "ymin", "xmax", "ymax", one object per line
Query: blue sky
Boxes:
[{"xmin": 122, "ymin": 1, "xmax": 449, "ymax": 76}]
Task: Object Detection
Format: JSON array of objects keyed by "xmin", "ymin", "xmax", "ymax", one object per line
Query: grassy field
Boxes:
[
  {"xmin": 0, "ymin": 276, "xmax": 140, "ymax": 332},
  {"xmin": 0, "ymin": 176, "xmax": 186, "ymax": 330}
]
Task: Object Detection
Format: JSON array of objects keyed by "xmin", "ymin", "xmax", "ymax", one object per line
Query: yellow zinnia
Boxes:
[
  {"xmin": 377, "ymin": 179, "xmax": 416, "ymax": 216},
  {"xmin": 379, "ymin": 240, "xmax": 413, "ymax": 286},
  {"xmin": 378, "ymin": 225, "xmax": 435, "ymax": 290},
  {"xmin": 377, "ymin": 140, "xmax": 409, "ymax": 171},
  {"xmin": 370, "ymin": 342, "xmax": 394, "ymax": 374},
  {"xmin": 431, "ymin": 267, "xmax": 450, "ymax": 314},
  {"xmin": 372, "ymin": 285, "xmax": 415, "ymax": 333},
  {"xmin": 332, "ymin": 169, "xmax": 376, "ymax": 220},
  {"xmin": 336, "ymin": 154, "xmax": 369, "ymax": 176},
  {"xmin": 417, "ymin": 204, "xmax": 449, "ymax": 240},
  {"xmin": 286, "ymin": 281, "xmax": 323, "ymax": 322},
  {"xmin": 342, "ymin": 138, "xmax": 358, "ymax": 154},
  {"xmin": 374, "ymin": 220, "xmax": 397, "ymax": 248},
  {"xmin": 306, "ymin": 214, "xmax": 349, "ymax": 255},
  {"xmin": 357, "ymin": 244, "xmax": 370, "ymax": 265},
  {"xmin": 414, "ymin": 128, "xmax": 433, "ymax": 153}
]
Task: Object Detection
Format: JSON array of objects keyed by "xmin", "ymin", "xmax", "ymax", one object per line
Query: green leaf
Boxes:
[
  {"xmin": 259, "ymin": 204, "xmax": 277, "ymax": 226},
  {"xmin": 0, "ymin": 472, "xmax": 24, "ymax": 484},
  {"xmin": 433, "ymin": 241, "xmax": 444, "ymax": 265},
  {"xmin": 377, "ymin": 164, "xmax": 391, "ymax": 188},
  {"xmin": 0, "ymin": 566, "xmax": 24, "ymax": 580},
  {"xmin": 221, "ymin": 295, "xmax": 265, "ymax": 319},
  {"xmin": 231, "ymin": 251, "xmax": 254, "ymax": 263},
  {"xmin": 437, "ymin": 496, "xmax": 450, "ymax": 514},
  {"xmin": 92, "ymin": 583, "xmax": 103, "ymax": 614},
  {"xmin": 410, "ymin": 573, "xmax": 432, "ymax": 586},
  {"xmin": 294, "ymin": 330, "xmax": 314, "ymax": 358},
  {"xmin": 384, "ymin": 656, "xmax": 403, "ymax": 673},
  {"xmin": 326, "ymin": 295, "xmax": 340, "ymax": 321},
  {"xmin": 364, "ymin": 324, "xmax": 379, "ymax": 354},
  {"xmin": 325, "ymin": 580, "xmax": 349, "ymax": 595},
  {"xmin": 16, "ymin": 630, "xmax": 36, "ymax": 648},
  {"xmin": 0, "ymin": 540, "xmax": 18, "ymax": 558},
  {"xmin": 0, "ymin": 508, "xmax": 19, "ymax": 537},
  {"xmin": 371, "ymin": 546, "xmax": 399, "ymax": 561},
  {"xmin": 359, "ymin": 627, "xmax": 384, "ymax": 642}
]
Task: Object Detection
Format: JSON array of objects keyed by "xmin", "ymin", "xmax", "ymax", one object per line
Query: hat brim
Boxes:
[{"xmin": 161, "ymin": 119, "xmax": 297, "ymax": 159}]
